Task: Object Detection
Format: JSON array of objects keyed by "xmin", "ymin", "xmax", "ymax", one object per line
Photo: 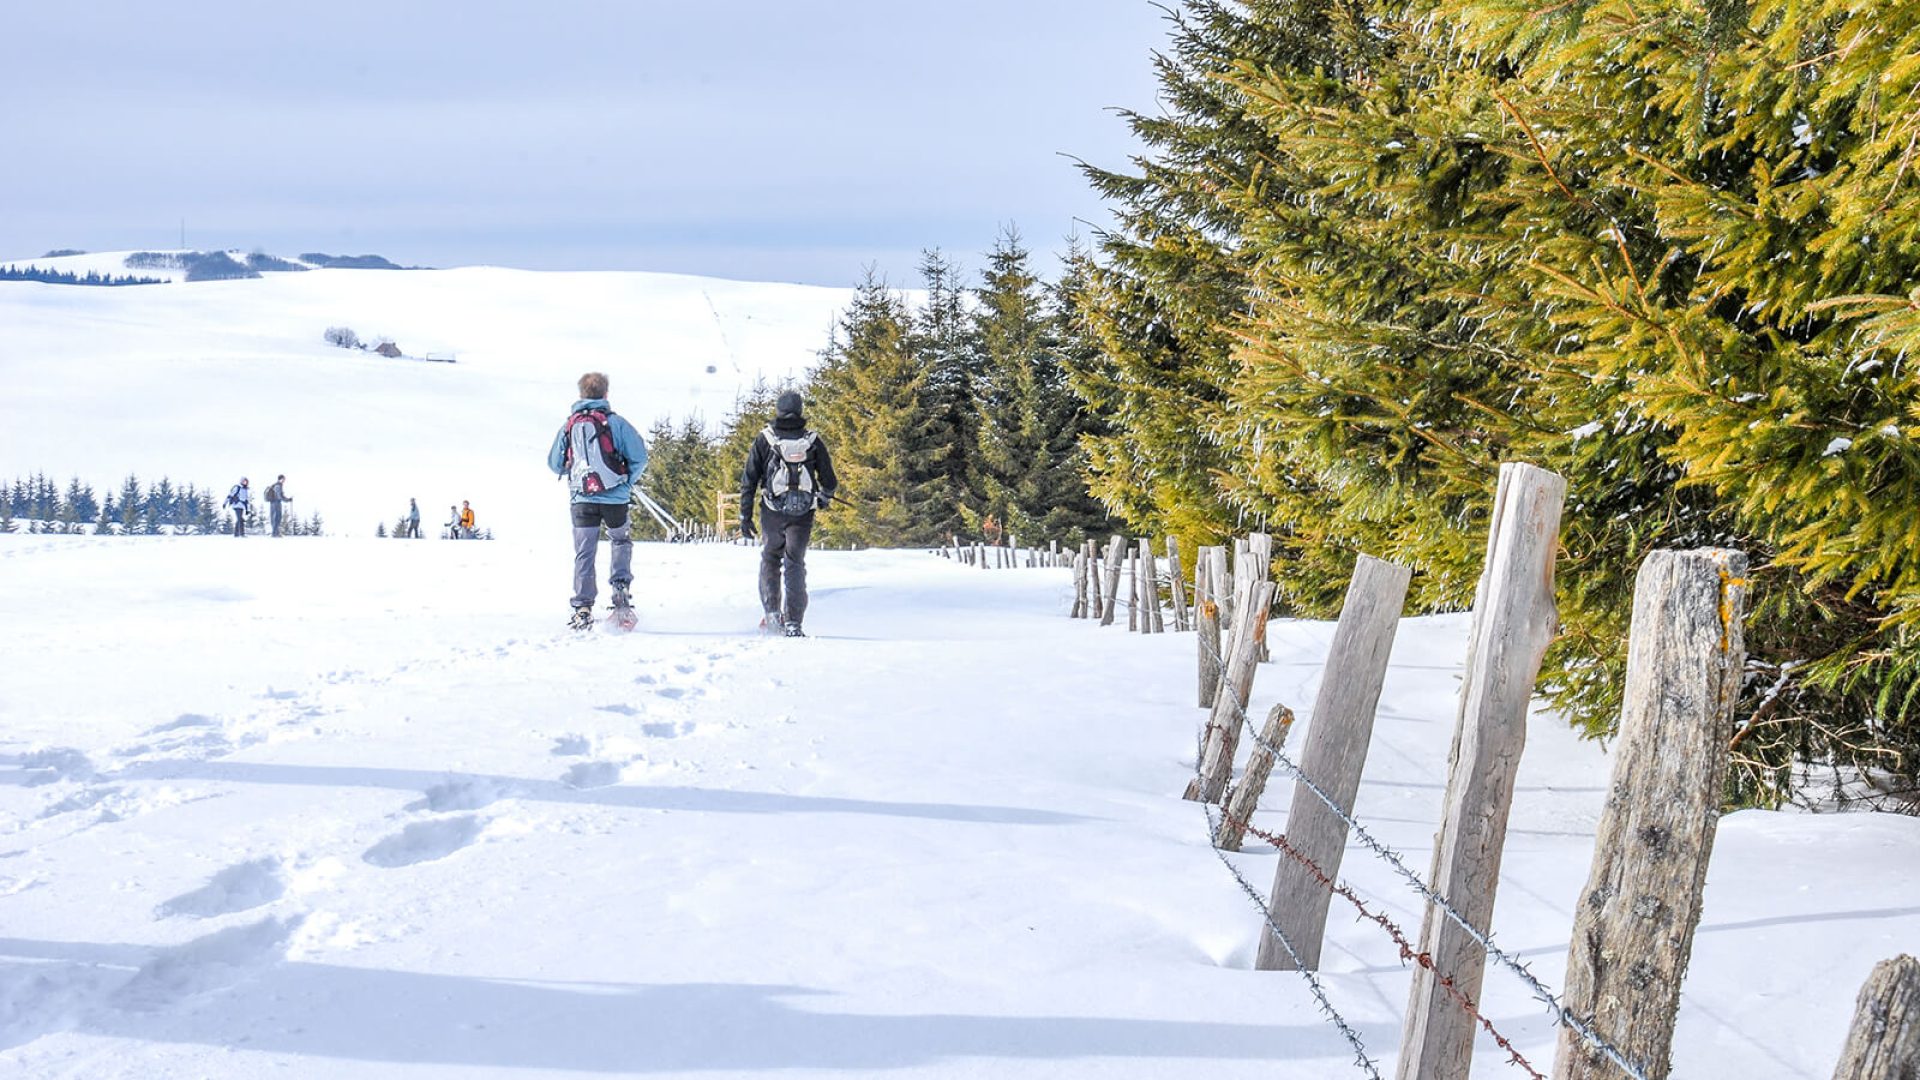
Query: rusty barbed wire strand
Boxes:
[
  {"xmin": 1220, "ymin": 807, "xmax": 1548, "ymax": 1080},
  {"xmin": 1200, "ymin": 799, "xmax": 1387, "ymax": 1079}
]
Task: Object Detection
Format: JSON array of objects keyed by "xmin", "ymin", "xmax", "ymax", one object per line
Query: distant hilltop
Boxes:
[{"xmin": 0, "ymin": 249, "xmax": 426, "ymax": 285}]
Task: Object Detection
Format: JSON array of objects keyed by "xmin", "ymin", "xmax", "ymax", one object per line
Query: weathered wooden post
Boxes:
[
  {"xmin": 1216, "ymin": 703, "xmax": 1297, "ymax": 851},
  {"xmin": 1140, "ymin": 538, "xmax": 1165, "ymax": 633},
  {"xmin": 1197, "ymin": 546, "xmax": 1228, "ymax": 706},
  {"xmin": 1167, "ymin": 537, "xmax": 1189, "ymax": 632},
  {"xmin": 1831, "ymin": 955, "xmax": 1920, "ymax": 1080},
  {"xmin": 1100, "ymin": 535, "xmax": 1127, "ymax": 627},
  {"xmin": 1186, "ymin": 578, "xmax": 1276, "ymax": 803},
  {"xmin": 1088, "ymin": 540, "xmax": 1106, "ymax": 621},
  {"xmin": 1071, "ymin": 549, "xmax": 1088, "ymax": 618},
  {"xmin": 1195, "ymin": 549, "xmax": 1221, "ymax": 706},
  {"xmin": 1248, "ymin": 532, "xmax": 1273, "ymax": 659},
  {"xmin": 1134, "ymin": 538, "xmax": 1159, "ymax": 633},
  {"xmin": 1551, "ymin": 548, "xmax": 1749, "ymax": 1080},
  {"xmin": 1258, "ymin": 555, "xmax": 1413, "ymax": 971},
  {"xmin": 1397, "ymin": 462, "xmax": 1566, "ymax": 1080},
  {"xmin": 1127, "ymin": 546, "xmax": 1140, "ymax": 631}
]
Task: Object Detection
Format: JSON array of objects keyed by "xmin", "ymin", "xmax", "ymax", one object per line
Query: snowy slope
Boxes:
[
  {"xmin": 3, "ymin": 257, "xmax": 1916, "ymax": 1079},
  {"xmin": 0, "ymin": 256, "xmax": 853, "ymax": 538},
  {"xmin": 1, "ymin": 533, "xmax": 1915, "ymax": 1079}
]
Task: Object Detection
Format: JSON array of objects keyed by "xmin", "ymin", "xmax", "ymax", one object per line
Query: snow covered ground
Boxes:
[
  {"xmin": 1, "ymin": 533, "xmax": 1915, "ymax": 1079},
  {"xmin": 3, "ymin": 261, "xmax": 1916, "ymax": 1078}
]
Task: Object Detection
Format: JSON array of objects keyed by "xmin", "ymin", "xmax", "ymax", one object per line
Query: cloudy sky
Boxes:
[{"xmin": 1, "ymin": 1, "xmax": 1170, "ymax": 286}]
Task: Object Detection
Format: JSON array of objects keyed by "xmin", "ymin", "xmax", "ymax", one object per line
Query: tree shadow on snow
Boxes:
[
  {"xmin": 0, "ymin": 933, "xmax": 1398, "ymax": 1070},
  {"xmin": 116, "ymin": 760, "xmax": 1096, "ymax": 827}
]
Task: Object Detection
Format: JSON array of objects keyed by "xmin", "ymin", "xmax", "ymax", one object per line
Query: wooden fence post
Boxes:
[
  {"xmin": 1198, "ymin": 546, "xmax": 1228, "ymax": 706},
  {"xmin": 1071, "ymin": 550, "xmax": 1088, "ymax": 618},
  {"xmin": 1831, "ymin": 955, "xmax": 1920, "ymax": 1080},
  {"xmin": 1167, "ymin": 537, "xmax": 1189, "ymax": 632},
  {"xmin": 1257, "ymin": 555, "xmax": 1413, "ymax": 971},
  {"xmin": 1100, "ymin": 535, "xmax": 1127, "ymax": 627},
  {"xmin": 1216, "ymin": 703, "xmax": 1297, "ymax": 851},
  {"xmin": 1551, "ymin": 548, "xmax": 1749, "ymax": 1080},
  {"xmin": 1126, "ymin": 546, "xmax": 1140, "ymax": 631},
  {"xmin": 1249, "ymin": 532, "xmax": 1273, "ymax": 659},
  {"xmin": 1088, "ymin": 541, "xmax": 1105, "ymax": 621},
  {"xmin": 1397, "ymin": 462, "xmax": 1567, "ymax": 1080},
  {"xmin": 1138, "ymin": 538, "xmax": 1164, "ymax": 633},
  {"xmin": 1186, "ymin": 579, "xmax": 1276, "ymax": 803},
  {"xmin": 1229, "ymin": 537, "xmax": 1249, "ymax": 636}
]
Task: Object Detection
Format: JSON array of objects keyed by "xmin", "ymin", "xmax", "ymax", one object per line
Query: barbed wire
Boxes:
[
  {"xmin": 1185, "ymin": 616, "xmax": 1655, "ymax": 1080},
  {"xmin": 1220, "ymin": 806, "xmax": 1548, "ymax": 1080},
  {"xmin": 1200, "ymin": 796, "xmax": 1386, "ymax": 1078}
]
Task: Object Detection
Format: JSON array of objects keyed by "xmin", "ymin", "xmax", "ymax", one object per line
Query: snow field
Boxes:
[
  {"xmin": 1, "ymin": 533, "xmax": 1915, "ymax": 1078},
  {"xmin": 0, "ymin": 258, "xmax": 855, "ymax": 539}
]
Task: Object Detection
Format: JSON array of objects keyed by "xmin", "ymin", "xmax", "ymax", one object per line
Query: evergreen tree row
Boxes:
[
  {"xmin": 1, "ymin": 473, "xmax": 322, "ymax": 536},
  {"xmin": 636, "ymin": 233, "xmax": 1116, "ymax": 550},
  {"xmin": 0, "ymin": 264, "xmax": 165, "ymax": 286},
  {"xmin": 1070, "ymin": 0, "xmax": 1920, "ymax": 804}
]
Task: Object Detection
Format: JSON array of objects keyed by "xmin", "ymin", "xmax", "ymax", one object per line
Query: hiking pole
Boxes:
[{"xmin": 633, "ymin": 488, "xmax": 683, "ymax": 538}]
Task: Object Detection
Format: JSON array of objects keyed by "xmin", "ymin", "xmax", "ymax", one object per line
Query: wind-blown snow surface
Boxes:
[
  {"xmin": 0, "ymin": 258, "xmax": 853, "ymax": 537},
  {"xmin": 2, "ymin": 534, "xmax": 1916, "ymax": 1079}
]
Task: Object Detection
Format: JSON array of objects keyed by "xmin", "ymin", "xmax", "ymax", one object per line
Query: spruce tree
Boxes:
[
  {"xmin": 97, "ymin": 494, "xmax": 116, "ymax": 536},
  {"xmin": 911, "ymin": 249, "xmax": 982, "ymax": 539},
  {"xmin": 146, "ymin": 477, "xmax": 176, "ymax": 534},
  {"xmin": 972, "ymin": 228, "xmax": 1105, "ymax": 543},
  {"xmin": 119, "ymin": 475, "xmax": 142, "ymax": 535},
  {"xmin": 809, "ymin": 273, "xmax": 940, "ymax": 547},
  {"xmin": 0, "ymin": 497, "xmax": 14, "ymax": 534}
]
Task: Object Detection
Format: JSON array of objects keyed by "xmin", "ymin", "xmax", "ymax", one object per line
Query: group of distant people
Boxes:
[
  {"xmin": 549, "ymin": 371, "xmax": 835, "ymax": 635},
  {"xmin": 222, "ymin": 474, "xmax": 293, "ymax": 537},
  {"xmin": 391, "ymin": 498, "xmax": 477, "ymax": 539}
]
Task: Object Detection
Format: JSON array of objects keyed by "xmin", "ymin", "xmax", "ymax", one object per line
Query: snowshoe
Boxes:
[
  {"xmin": 607, "ymin": 589, "xmax": 638, "ymax": 633},
  {"xmin": 759, "ymin": 612, "xmax": 785, "ymax": 635},
  {"xmin": 782, "ymin": 621, "xmax": 806, "ymax": 638},
  {"xmin": 569, "ymin": 606, "xmax": 594, "ymax": 632}
]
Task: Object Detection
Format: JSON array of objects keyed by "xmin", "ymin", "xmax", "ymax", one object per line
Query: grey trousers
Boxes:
[
  {"xmin": 571, "ymin": 502, "xmax": 633, "ymax": 608},
  {"xmin": 759, "ymin": 507, "xmax": 814, "ymax": 624}
]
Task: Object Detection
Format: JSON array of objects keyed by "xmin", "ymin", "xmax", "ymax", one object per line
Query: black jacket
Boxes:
[{"xmin": 740, "ymin": 417, "xmax": 837, "ymax": 519}]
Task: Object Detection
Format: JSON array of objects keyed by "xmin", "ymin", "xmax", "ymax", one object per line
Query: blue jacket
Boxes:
[{"xmin": 548, "ymin": 398, "xmax": 649, "ymax": 505}]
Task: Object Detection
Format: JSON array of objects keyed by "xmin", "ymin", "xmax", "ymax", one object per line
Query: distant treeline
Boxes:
[
  {"xmin": 0, "ymin": 264, "xmax": 164, "ymax": 287},
  {"xmin": 1, "ymin": 472, "xmax": 323, "ymax": 536}
]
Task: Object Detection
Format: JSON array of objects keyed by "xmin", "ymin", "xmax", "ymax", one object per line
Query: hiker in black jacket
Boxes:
[{"xmin": 738, "ymin": 391, "xmax": 836, "ymax": 637}]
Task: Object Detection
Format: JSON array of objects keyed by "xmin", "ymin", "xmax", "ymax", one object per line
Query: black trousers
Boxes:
[{"xmin": 758, "ymin": 506, "xmax": 814, "ymax": 623}]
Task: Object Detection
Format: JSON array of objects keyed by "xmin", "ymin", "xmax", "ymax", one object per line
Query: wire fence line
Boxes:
[
  {"xmin": 1221, "ymin": 807, "xmax": 1548, "ymax": 1080},
  {"xmin": 1195, "ymin": 780, "xmax": 1387, "ymax": 1077},
  {"xmin": 1187, "ymin": 605, "xmax": 1657, "ymax": 1080}
]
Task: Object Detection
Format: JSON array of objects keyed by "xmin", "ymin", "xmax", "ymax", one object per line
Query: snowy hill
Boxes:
[
  {"xmin": 0, "ymin": 254, "xmax": 853, "ymax": 537},
  {"xmin": 2, "ymin": 254, "xmax": 1917, "ymax": 1079}
]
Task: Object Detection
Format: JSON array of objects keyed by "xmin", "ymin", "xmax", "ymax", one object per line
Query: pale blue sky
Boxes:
[{"xmin": 1, "ymin": 1, "xmax": 1170, "ymax": 285}]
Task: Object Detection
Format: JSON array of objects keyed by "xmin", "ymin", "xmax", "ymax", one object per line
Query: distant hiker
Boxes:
[
  {"xmin": 547, "ymin": 371, "xmax": 649, "ymax": 630},
  {"xmin": 223, "ymin": 477, "xmax": 251, "ymax": 538},
  {"xmin": 446, "ymin": 505, "xmax": 460, "ymax": 538},
  {"xmin": 738, "ymin": 390, "xmax": 836, "ymax": 637},
  {"xmin": 264, "ymin": 475, "xmax": 292, "ymax": 537},
  {"xmin": 405, "ymin": 498, "xmax": 421, "ymax": 539},
  {"xmin": 459, "ymin": 501, "xmax": 476, "ymax": 538}
]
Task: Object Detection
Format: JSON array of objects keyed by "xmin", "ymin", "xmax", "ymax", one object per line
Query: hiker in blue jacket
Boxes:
[{"xmin": 547, "ymin": 372, "xmax": 649, "ymax": 630}]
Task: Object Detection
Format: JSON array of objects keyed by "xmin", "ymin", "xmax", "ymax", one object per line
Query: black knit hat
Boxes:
[{"xmin": 776, "ymin": 391, "xmax": 804, "ymax": 419}]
